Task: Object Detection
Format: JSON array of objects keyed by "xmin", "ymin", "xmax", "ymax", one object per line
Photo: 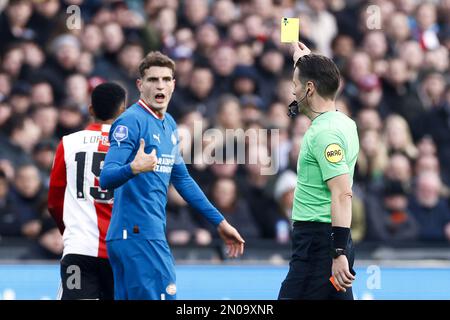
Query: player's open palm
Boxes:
[
  {"xmin": 217, "ymin": 220, "xmax": 245, "ymax": 258},
  {"xmin": 131, "ymin": 139, "xmax": 158, "ymax": 174}
]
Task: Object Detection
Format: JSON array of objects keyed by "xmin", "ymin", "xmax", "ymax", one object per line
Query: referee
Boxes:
[{"xmin": 278, "ymin": 42, "xmax": 360, "ymax": 300}]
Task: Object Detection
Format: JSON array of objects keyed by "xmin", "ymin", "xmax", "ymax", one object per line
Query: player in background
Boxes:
[
  {"xmin": 100, "ymin": 52, "xmax": 245, "ymax": 300},
  {"xmin": 48, "ymin": 82, "xmax": 126, "ymax": 300}
]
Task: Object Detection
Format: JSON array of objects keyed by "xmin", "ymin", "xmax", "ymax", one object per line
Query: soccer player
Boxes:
[
  {"xmin": 278, "ymin": 42, "xmax": 359, "ymax": 300},
  {"xmin": 100, "ymin": 52, "xmax": 245, "ymax": 300},
  {"xmin": 48, "ymin": 82, "xmax": 126, "ymax": 300}
]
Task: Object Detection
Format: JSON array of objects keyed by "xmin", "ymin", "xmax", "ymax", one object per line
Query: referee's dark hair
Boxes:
[
  {"xmin": 91, "ymin": 82, "xmax": 126, "ymax": 121},
  {"xmin": 295, "ymin": 54, "xmax": 341, "ymax": 99}
]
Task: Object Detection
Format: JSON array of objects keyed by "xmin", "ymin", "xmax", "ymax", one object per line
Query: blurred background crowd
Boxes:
[{"xmin": 0, "ymin": 0, "xmax": 449, "ymax": 260}]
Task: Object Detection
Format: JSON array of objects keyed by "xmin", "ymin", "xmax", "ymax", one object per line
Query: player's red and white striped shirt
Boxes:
[{"xmin": 48, "ymin": 123, "xmax": 113, "ymax": 259}]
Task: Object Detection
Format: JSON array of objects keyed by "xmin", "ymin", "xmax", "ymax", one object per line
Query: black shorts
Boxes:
[
  {"xmin": 278, "ymin": 221, "xmax": 355, "ymax": 300},
  {"xmin": 59, "ymin": 254, "xmax": 114, "ymax": 300}
]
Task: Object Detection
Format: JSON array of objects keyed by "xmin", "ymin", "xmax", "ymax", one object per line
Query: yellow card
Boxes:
[{"xmin": 280, "ymin": 17, "xmax": 299, "ymax": 43}]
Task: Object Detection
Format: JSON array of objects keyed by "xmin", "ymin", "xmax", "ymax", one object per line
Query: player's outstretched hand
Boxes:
[
  {"xmin": 291, "ymin": 41, "xmax": 311, "ymax": 66},
  {"xmin": 130, "ymin": 139, "xmax": 158, "ymax": 174},
  {"xmin": 217, "ymin": 220, "xmax": 245, "ymax": 258}
]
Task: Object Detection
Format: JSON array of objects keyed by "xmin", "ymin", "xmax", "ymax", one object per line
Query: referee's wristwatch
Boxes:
[{"xmin": 331, "ymin": 248, "xmax": 347, "ymax": 259}]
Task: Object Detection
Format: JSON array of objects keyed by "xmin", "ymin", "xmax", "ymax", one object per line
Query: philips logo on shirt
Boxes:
[
  {"xmin": 113, "ymin": 125, "xmax": 128, "ymax": 142},
  {"xmin": 155, "ymin": 154, "xmax": 175, "ymax": 174}
]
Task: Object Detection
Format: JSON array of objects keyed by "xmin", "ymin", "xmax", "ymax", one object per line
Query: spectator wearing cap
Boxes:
[
  {"xmin": 231, "ymin": 64, "xmax": 260, "ymax": 101},
  {"xmin": 9, "ymin": 82, "xmax": 31, "ymax": 114},
  {"xmin": 170, "ymin": 45, "xmax": 194, "ymax": 91},
  {"xmin": 409, "ymin": 172, "xmax": 450, "ymax": 242},
  {"xmin": 356, "ymin": 74, "xmax": 390, "ymax": 118},
  {"xmin": 32, "ymin": 139, "xmax": 57, "ymax": 187},
  {"xmin": 240, "ymin": 94, "xmax": 264, "ymax": 123},
  {"xmin": 364, "ymin": 179, "xmax": 418, "ymax": 242}
]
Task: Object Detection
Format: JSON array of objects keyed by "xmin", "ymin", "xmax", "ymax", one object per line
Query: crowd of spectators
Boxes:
[{"xmin": 0, "ymin": 0, "xmax": 449, "ymax": 259}]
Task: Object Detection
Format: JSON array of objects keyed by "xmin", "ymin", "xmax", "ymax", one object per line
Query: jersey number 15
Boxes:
[{"xmin": 75, "ymin": 151, "xmax": 113, "ymax": 202}]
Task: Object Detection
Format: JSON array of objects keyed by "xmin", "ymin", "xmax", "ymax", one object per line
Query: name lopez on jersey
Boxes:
[{"xmin": 83, "ymin": 135, "xmax": 109, "ymax": 145}]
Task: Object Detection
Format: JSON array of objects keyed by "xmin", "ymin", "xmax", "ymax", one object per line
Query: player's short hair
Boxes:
[
  {"xmin": 139, "ymin": 51, "xmax": 176, "ymax": 78},
  {"xmin": 91, "ymin": 82, "xmax": 126, "ymax": 121},
  {"xmin": 295, "ymin": 54, "xmax": 341, "ymax": 99}
]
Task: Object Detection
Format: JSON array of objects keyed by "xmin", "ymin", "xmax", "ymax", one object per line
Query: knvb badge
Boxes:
[{"xmin": 113, "ymin": 125, "xmax": 128, "ymax": 147}]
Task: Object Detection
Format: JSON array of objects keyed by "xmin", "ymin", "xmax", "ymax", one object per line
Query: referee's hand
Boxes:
[
  {"xmin": 130, "ymin": 139, "xmax": 158, "ymax": 174},
  {"xmin": 217, "ymin": 220, "xmax": 245, "ymax": 258},
  {"xmin": 291, "ymin": 42, "xmax": 312, "ymax": 66},
  {"xmin": 331, "ymin": 255, "xmax": 355, "ymax": 292}
]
